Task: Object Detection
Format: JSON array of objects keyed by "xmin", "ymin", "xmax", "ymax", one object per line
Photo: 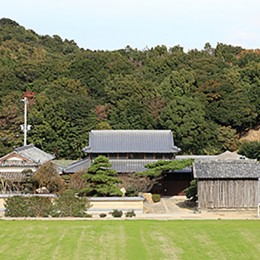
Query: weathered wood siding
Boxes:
[
  {"xmin": 198, "ymin": 179, "xmax": 259, "ymax": 209},
  {"xmin": 258, "ymin": 178, "xmax": 260, "ymax": 204}
]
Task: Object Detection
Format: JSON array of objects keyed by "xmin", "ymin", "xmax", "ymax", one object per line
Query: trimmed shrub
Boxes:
[
  {"xmin": 4, "ymin": 196, "xmax": 53, "ymax": 217},
  {"xmin": 184, "ymin": 180, "xmax": 197, "ymax": 203},
  {"xmin": 152, "ymin": 194, "xmax": 161, "ymax": 203},
  {"xmin": 125, "ymin": 187, "xmax": 139, "ymax": 197},
  {"xmin": 125, "ymin": 210, "xmax": 136, "ymax": 218},
  {"xmin": 110, "ymin": 209, "xmax": 123, "ymax": 218},
  {"xmin": 51, "ymin": 190, "xmax": 90, "ymax": 217},
  {"xmin": 5, "ymin": 196, "xmax": 30, "ymax": 217},
  {"xmin": 99, "ymin": 213, "xmax": 107, "ymax": 218},
  {"xmin": 4, "ymin": 191, "xmax": 90, "ymax": 218}
]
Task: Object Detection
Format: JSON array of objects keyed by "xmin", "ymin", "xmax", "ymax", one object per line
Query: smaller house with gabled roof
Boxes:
[{"xmin": 0, "ymin": 144, "xmax": 55, "ymax": 186}]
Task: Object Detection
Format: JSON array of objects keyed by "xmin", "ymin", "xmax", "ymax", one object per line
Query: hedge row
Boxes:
[{"xmin": 4, "ymin": 193, "xmax": 90, "ymax": 217}]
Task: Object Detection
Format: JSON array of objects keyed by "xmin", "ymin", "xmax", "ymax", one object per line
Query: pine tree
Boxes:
[{"xmin": 80, "ymin": 156, "xmax": 122, "ymax": 197}]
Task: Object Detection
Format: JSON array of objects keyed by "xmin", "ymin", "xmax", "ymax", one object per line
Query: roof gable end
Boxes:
[{"xmin": 0, "ymin": 151, "xmax": 33, "ymax": 164}]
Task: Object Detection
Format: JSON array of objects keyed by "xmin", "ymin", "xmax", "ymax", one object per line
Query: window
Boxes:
[
  {"xmin": 145, "ymin": 153, "xmax": 154, "ymax": 159},
  {"xmin": 118, "ymin": 153, "xmax": 127, "ymax": 159},
  {"xmin": 155, "ymin": 154, "xmax": 163, "ymax": 159},
  {"xmin": 108, "ymin": 153, "xmax": 118, "ymax": 159},
  {"xmin": 128, "ymin": 153, "xmax": 144, "ymax": 159}
]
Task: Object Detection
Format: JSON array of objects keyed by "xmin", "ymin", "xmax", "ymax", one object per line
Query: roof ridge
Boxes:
[
  {"xmin": 196, "ymin": 159, "xmax": 258, "ymax": 164},
  {"xmin": 15, "ymin": 144, "xmax": 34, "ymax": 152},
  {"xmin": 91, "ymin": 129, "xmax": 171, "ymax": 133}
]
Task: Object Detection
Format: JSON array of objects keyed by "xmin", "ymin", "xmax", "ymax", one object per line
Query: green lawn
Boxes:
[{"xmin": 0, "ymin": 220, "xmax": 259, "ymax": 260}]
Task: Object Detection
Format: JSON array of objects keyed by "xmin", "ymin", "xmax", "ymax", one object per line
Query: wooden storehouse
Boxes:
[{"xmin": 193, "ymin": 160, "xmax": 260, "ymax": 209}]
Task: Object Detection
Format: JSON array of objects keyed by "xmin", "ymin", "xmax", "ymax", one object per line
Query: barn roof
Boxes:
[
  {"xmin": 193, "ymin": 160, "xmax": 260, "ymax": 179},
  {"xmin": 83, "ymin": 130, "xmax": 180, "ymax": 153}
]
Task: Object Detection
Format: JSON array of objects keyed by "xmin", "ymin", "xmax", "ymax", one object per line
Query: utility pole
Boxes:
[{"xmin": 20, "ymin": 97, "xmax": 31, "ymax": 146}]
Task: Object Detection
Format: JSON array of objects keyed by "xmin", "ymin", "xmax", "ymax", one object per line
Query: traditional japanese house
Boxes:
[
  {"xmin": 0, "ymin": 144, "xmax": 55, "ymax": 191},
  {"xmin": 64, "ymin": 130, "xmax": 188, "ymax": 195},
  {"xmin": 83, "ymin": 130, "xmax": 180, "ymax": 160}
]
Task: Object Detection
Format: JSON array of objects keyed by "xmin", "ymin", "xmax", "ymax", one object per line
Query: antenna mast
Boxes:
[{"xmin": 20, "ymin": 97, "xmax": 31, "ymax": 146}]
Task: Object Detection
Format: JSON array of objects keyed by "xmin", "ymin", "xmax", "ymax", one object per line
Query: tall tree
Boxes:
[{"xmin": 159, "ymin": 96, "xmax": 214, "ymax": 154}]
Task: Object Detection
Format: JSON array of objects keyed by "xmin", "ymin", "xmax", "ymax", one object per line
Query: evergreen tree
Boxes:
[{"xmin": 80, "ymin": 156, "xmax": 122, "ymax": 197}]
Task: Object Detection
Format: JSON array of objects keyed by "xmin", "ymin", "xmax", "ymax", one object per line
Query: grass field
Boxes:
[{"xmin": 0, "ymin": 220, "xmax": 259, "ymax": 260}]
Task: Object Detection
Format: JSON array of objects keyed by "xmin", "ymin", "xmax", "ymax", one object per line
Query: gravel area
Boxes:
[{"xmin": 143, "ymin": 196, "xmax": 259, "ymax": 220}]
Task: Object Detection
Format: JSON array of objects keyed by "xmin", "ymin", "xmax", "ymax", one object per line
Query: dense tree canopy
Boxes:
[
  {"xmin": 0, "ymin": 18, "xmax": 259, "ymax": 158},
  {"xmin": 238, "ymin": 141, "xmax": 260, "ymax": 161}
]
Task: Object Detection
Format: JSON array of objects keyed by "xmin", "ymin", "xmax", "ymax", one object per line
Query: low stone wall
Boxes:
[
  {"xmin": 88, "ymin": 197, "xmax": 144, "ymax": 213},
  {"xmin": 0, "ymin": 195, "xmax": 144, "ymax": 215},
  {"xmin": 0, "ymin": 198, "xmax": 4, "ymax": 210}
]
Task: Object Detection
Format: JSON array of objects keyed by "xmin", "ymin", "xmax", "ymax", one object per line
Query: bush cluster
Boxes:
[
  {"xmin": 125, "ymin": 210, "xmax": 136, "ymax": 218},
  {"xmin": 4, "ymin": 192, "xmax": 90, "ymax": 217},
  {"xmin": 110, "ymin": 209, "xmax": 123, "ymax": 218},
  {"xmin": 152, "ymin": 194, "xmax": 161, "ymax": 203},
  {"xmin": 184, "ymin": 180, "xmax": 198, "ymax": 203},
  {"xmin": 4, "ymin": 196, "xmax": 53, "ymax": 217},
  {"xmin": 51, "ymin": 191, "xmax": 90, "ymax": 217}
]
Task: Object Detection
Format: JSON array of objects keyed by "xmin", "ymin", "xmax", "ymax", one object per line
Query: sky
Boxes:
[{"xmin": 1, "ymin": 0, "xmax": 260, "ymax": 51}]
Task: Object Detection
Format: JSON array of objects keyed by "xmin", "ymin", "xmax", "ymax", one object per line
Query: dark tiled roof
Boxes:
[
  {"xmin": 63, "ymin": 158, "xmax": 92, "ymax": 173},
  {"xmin": 176, "ymin": 155, "xmax": 217, "ymax": 160},
  {"xmin": 175, "ymin": 155, "xmax": 217, "ymax": 173},
  {"xmin": 83, "ymin": 130, "xmax": 180, "ymax": 153},
  {"xmin": 64, "ymin": 158, "xmax": 195, "ymax": 174},
  {"xmin": 110, "ymin": 159, "xmax": 157, "ymax": 173},
  {"xmin": 15, "ymin": 144, "xmax": 55, "ymax": 164},
  {"xmin": 193, "ymin": 160, "xmax": 260, "ymax": 179},
  {"xmin": 63, "ymin": 159, "xmax": 158, "ymax": 174},
  {"xmin": 0, "ymin": 161, "xmax": 38, "ymax": 167},
  {"xmin": 0, "ymin": 172, "xmax": 27, "ymax": 181}
]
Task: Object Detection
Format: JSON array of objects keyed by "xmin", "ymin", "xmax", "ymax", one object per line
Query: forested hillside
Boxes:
[{"xmin": 0, "ymin": 18, "xmax": 259, "ymax": 159}]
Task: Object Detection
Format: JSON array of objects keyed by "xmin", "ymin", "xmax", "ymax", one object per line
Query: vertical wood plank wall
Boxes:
[
  {"xmin": 198, "ymin": 179, "xmax": 258, "ymax": 208},
  {"xmin": 258, "ymin": 178, "xmax": 260, "ymax": 204}
]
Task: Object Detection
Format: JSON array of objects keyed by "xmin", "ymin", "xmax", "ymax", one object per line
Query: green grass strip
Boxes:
[{"xmin": 0, "ymin": 220, "xmax": 259, "ymax": 260}]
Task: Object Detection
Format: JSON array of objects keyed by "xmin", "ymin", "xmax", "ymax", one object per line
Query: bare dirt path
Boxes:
[{"xmin": 143, "ymin": 196, "xmax": 259, "ymax": 220}]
